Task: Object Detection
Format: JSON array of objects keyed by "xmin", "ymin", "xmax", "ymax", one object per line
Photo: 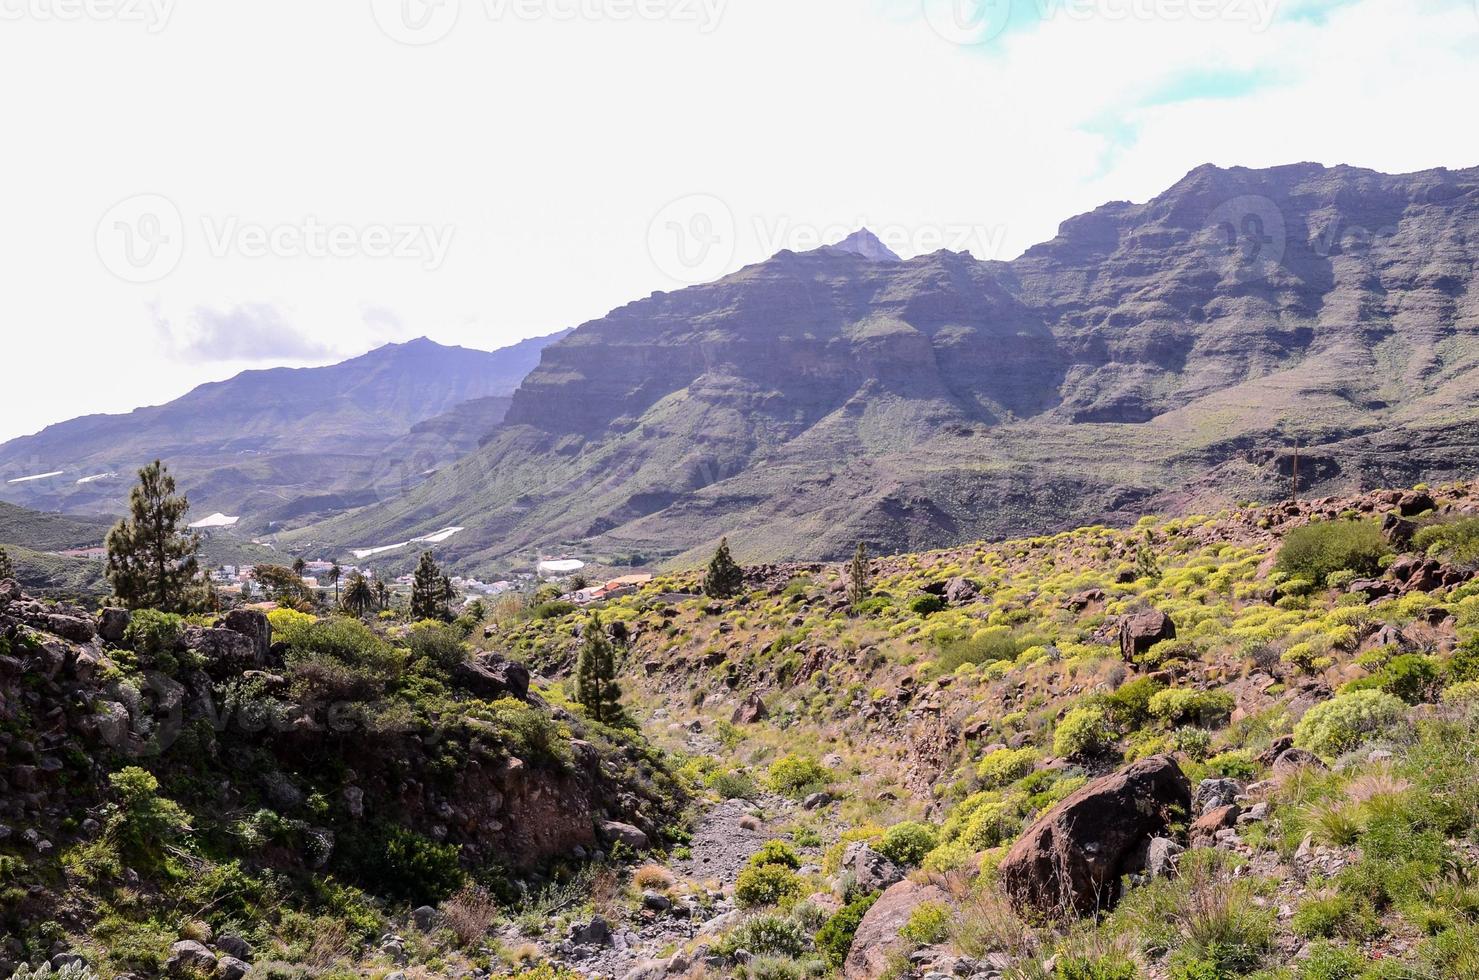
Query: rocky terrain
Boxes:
[
  {"xmin": 468, "ymin": 479, "xmax": 1479, "ymax": 979},
  {"xmin": 288, "ymin": 163, "xmax": 1479, "ymax": 577},
  {"xmin": 7, "ymin": 480, "xmax": 1479, "ymax": 977},
  {"xmin": 0, "ymin": 580, "xmax": 682, "ymax": 977}
]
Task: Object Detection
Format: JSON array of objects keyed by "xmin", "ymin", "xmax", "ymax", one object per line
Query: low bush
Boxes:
[
  {"xmin": 1148, "ymin": 689, "xmax": 1235, "ymax": 728},
  {"xmin": 716, "ymin": 913, "xmax": 811, "ymax": 959},
  {"xmin": 735, "ymin": 864, "xmax": 804, "ymax": 909},
  {"xmin": 336, "ymin": 824, "xmax": 465, "ymax": 905},
  {"xmin": 121, "ymin": 609, "xmax": 186, "ymax": 672},
  {"xmin": 767, "ymin": 754, "xmax": 831, "ymax": 796},
  {"xmin": 1276, "ymin": 520, "xmax": 1389, "ymax": 585},
  {"xmin": 748, "ymin": 839, "xmax": 802, "ymax": 870},
  {"xmin": 976, "ymin": 747, "xmax": 1039, "ymax": 788},
  {"xmin": 815, "ymin": 892, "xmax": 880, "ymax": 968},
  {"xmin": 876, "ymin": 822, "xmax": 938, "ymax": 868},
  {"xmin": 1294, "ymin": 690, "xmax": 1406, "ymax": 759},
  {"xmin": 1054, "ymin": 705, "xmax": 1114, "ymax": 758},
  {"xmin": 910, "ymin": 594, "xmax": 946, "ymax": 617},
  {"xmin": 407, "ymin": 620, "xmax": 467, "ymax": 669},
  {"xmin": 1414, "ymin": 515, "xmax": 1479, "ymax": 567},
  {"xmin": 899, "ymin": 901, "xmax": 952, "ymax": 945}
]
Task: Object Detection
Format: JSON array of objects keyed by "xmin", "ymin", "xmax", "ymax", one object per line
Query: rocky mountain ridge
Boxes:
[{"xmin": 291, "ymin": 162, "xmax": 1479, "ymax": 577}]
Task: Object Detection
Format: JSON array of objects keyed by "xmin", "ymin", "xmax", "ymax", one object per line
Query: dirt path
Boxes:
[{"xmin": 553, "ymin": 795, "xmax": 795, "ymax": 979}]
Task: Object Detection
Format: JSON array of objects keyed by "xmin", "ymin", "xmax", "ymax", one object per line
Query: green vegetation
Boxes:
[
  {"xmin": 1276, "ymin": 519, "xmax": 1390, "ymax": 585},
  {"xmin": 104, "ymin": 460, "xmax": 206, "ymax": 612},
  {"xmin": 703, "ymin": 536, "xmax": 744, "ymax": 598},
  {"xmin": 1414, "ymin": 516, "xmax": 1479, "ymax": 567},
  {"xmin": 574, "ymin": 613, "xmax": 623, "ymax": 723}
]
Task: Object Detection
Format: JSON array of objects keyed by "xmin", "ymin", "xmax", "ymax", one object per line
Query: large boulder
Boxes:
[
  {"xmin": 97, "ymin": 607, "xmax": 131, "ymax": 644},
  {"xmin": 183, "ymin": 627, "xmax": 261, "ymax": 679},
  {"xmin": 999, "ymin": 754, "xmax": 1191, "ymax": 916},
  {"xmin": 731, "ymin": 692, "xmax": 768, "ymax": 724},
  {"xmin": 216, "ymin": 609, "xmax": 272, "ymax": 663},
  {"xmin": 843, "ymin": 880, "xmax": 951, "ymax": 979},
  {"xmin": 1119, "ymin": 609, "xmax": 1176, "ymax": 663},
  {"xmin": 453, "ymin": 653, "xmax": 531, "ymax": 701},
  {"xmin": 840, "ymin": 841, "xmax": 904, "ymax": 894}
]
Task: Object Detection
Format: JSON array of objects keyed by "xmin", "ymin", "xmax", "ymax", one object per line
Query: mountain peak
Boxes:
[{"xmin": 825, "ymin": 228, "xmax": 902, "ymax": 262}]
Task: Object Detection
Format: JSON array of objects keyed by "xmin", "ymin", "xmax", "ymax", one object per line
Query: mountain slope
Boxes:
[
  {"xmin": 0, "ymin": 332, "xmax": 564, "ymax": 528},
  {"xmin": 251, "ymin": 164, "xmax": 1479, "ymax": 573}
]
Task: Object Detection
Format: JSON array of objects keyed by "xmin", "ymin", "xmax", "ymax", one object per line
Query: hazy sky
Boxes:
[{"xmin": 2, "ymin": 0, "xmax": 1476, "ymax": 444}]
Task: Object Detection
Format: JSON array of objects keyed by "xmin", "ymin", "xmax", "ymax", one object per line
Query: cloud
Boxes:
[{"xmin": 157, "ymin": 302, "xmax": 338, "ymax": 363}]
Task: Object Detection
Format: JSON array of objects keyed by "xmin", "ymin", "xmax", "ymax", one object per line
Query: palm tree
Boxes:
[
  {"xmin": 342, "ymin": 572, "xmax": 375, "ymax": 619},
  {"xmin": 292, "ymin": 557, "xmax": 306, "ymax": 576},
  {"xmin": 374, "ymin": 579, "xmax": 390, "ymax": 612},
  {"xmin": 330, "ymin": 563, "xmax": 342, "ymax": 606}
]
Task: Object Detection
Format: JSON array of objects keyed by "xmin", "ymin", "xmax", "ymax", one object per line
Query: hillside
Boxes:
[
  {"xmin": 7, "ymin": 481, "xmax": 1479, "ymax": 979},
  {"xmin": 482, "ymin": 480, "xmax": 1479, "ymax": 979},
  {"xmin": 287, "ymin": 163, "xmax": 1479, "ymax": 578},
  {"xmin": 0, "ymin": 333, "xmax": 563, "ymax": 530}
]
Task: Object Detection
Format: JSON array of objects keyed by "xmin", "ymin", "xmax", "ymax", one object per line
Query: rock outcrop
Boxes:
[
  {"xmin": 844, "ymin": 880, "xmax": 952, "ymax": 980},
  {"xmin": 999, "ymin": 754, "xmax": 1191, "ymax": 915}
]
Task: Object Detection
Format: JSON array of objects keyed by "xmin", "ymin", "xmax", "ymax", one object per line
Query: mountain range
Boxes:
[
  {"xmin": 280, "ymin": 162, "xmax": 1479, "ymax": 575},
  {"xmin": 0, "ymin": 331, "xmax": 564, "ymax": 532},
  {"xmin": 7, "ymin": 162, "xmax": 1477, "ymax": 580}
]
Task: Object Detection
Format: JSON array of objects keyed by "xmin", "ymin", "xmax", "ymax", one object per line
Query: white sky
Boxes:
[{"xmin": 1, "ymin": 0, "xmax": 1476, "ymax": 444}]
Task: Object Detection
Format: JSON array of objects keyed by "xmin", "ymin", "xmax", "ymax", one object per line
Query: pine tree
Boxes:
[
  {"xmin": 411, "ymin": 551, "xmax": 447, "ymax": 621},
  {"xmin": 848, "ymin": 541, "xmax": 870, "ymax": 611},
  {"xmin": 702, "ymin": 536, "xmax": 744, "ymax": 599},
  {"xmin": 0, "ymin": 545, "xmax": 13, "ymax": 582},
  {"xmin": 574, "ymin": 613, "xmax": 622, "ymax": 724},
  {"xmin": 105, "ymin": 460, "xmax": 204, "ymax": 612}
]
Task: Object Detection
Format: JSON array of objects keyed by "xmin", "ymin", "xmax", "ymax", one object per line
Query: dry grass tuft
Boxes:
[
  {"xmin": 442, "ymin": 883, "xmax": 499, "ymax": 947},
  {"xmin": 633, "ymin": 863, "xmax": 676, "ymax": 891}
]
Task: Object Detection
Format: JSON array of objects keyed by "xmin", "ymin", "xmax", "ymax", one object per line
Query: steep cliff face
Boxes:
[{"xmin": 291, "ymin": 163, "xmax": 1479, "ymax": 574}]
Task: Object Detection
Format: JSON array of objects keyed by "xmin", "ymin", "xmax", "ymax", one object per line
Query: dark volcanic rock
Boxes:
[
  {"xmin": 1119, "ymin": 609, "xmax": 1176, "ymax": 662},
  {"xmin": 454, "ymin": 653, "xmax": 531, "ymax": 701},
  {"xmin": 999, "ymin": 754, "xmax": 1191, "ymax": 916}
]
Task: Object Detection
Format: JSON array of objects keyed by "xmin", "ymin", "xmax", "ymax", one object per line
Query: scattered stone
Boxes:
[
  {"xmin": 165, "ymin": 941, "xmax": 217, "ymax": 975},
  {"xmin": 599, "ymin": 820, "xmax": 650, "ymax": 851},
  {"xmin": 840, "ymin": 841, "xmax": 904, "ymax": 894},
  {"xmin": 802, "ymin": 791, "xmax": 833, "ymax": 810},
  {"xmin": 731, "ymin": 692, "xmax": 768, "ymax": 724},
  {"xmin": 217, "ymin": 956, "xmax": 250, "ymax": 980},
  {"xmin": 1146, "ymin": 837, "xmax": 1184, "ymax": 879},
  {"xmin": 1194, "ymin": 778, "xmax": 1243, "ymax": 815}
]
